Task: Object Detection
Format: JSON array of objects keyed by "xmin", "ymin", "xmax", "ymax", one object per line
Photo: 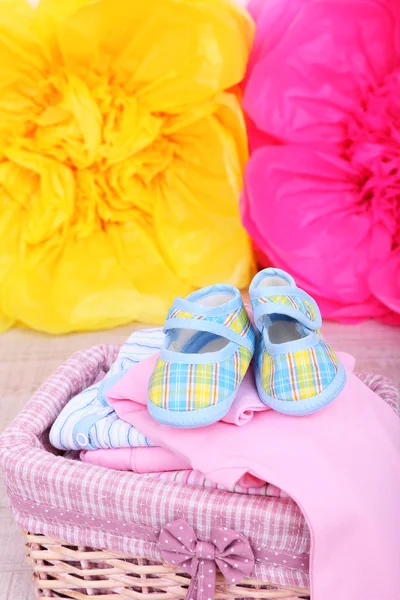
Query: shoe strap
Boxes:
[
  {"xmin": 164, "ymin": 299, "xmax": 255, "ymax": 353},
  {"xmin": 251, "ymin": 286, "xmax": 322, "ymax": 331}
]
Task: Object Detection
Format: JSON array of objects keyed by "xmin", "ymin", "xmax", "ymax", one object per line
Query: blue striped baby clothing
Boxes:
[{"xmin": 50, "ymin": 329, "xmax": 165, "ymax": 451}]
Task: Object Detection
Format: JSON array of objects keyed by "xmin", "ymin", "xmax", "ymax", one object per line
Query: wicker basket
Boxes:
[
  {"xmin": 2, "ymin": 344, "xmax": 398, "ymax": 600},
  {"xmin": 24, "ymin": 532, "xmax": 310, "ymax": 599}
]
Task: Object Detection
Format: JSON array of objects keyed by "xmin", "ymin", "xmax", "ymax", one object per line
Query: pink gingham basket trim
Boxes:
[{"xmin": 0, "ymin": 344, "xmax": 399, "ymax": 590}]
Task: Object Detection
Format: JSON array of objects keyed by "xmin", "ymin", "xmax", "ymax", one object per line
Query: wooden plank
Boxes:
[{"xmin": 5, "ymin": 571, "xmax": 35, "ymax": 600}]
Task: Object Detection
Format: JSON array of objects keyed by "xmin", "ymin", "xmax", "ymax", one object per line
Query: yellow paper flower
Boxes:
[{"xmin": 0, "ymin": 0, "xmax": 254, "ymax": 333}]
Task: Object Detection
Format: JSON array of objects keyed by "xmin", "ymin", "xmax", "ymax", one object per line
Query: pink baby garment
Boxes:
[
  {"xmin": 80, "ymin": 446, "xmax": 190, "ymax": 473},
  {"xmin": 147, "ymin": 469, "xmax": 286, "ymax": 497},
  {"xmin": 107, "ymin": 352, "xmax": 400, "ymax": 600},
  {"xmin": 108, "ymin": 351, "xmax": 268, "ymax": 426}
]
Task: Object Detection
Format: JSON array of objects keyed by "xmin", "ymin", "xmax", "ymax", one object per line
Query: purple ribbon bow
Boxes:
[{"xmin": 159, "ymin": 519, "xmax": 254, "ymax": 600}]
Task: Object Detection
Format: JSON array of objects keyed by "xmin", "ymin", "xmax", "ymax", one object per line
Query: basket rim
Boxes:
[{"xmin": 0, "ymin": 342, "xmax": 312, "ymax": 592}]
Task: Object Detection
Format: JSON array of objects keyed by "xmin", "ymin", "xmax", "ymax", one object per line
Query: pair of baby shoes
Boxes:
[{"xmin": 148, "ymin": 268, "xmax": 346, "ymax": 427}]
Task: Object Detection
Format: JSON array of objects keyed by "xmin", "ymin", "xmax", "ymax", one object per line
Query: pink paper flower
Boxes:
[{"xmin": 242, "ymin": 0, "xmax": 400, "ymax": 323}]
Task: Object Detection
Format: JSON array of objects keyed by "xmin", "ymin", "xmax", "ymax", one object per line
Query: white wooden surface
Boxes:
[{"xmin": 0, "ymin": 321, "xmax": 399, "ymax": 598}]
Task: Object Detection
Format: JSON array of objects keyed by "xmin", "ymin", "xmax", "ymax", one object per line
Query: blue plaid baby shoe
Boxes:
[
  {"xmin": 250, "ymin": 268, "xmax": 346, "ymax": 416},
  {"xmin": 148, "ymin": 284, "xmax": 255, "ymax": 428}
]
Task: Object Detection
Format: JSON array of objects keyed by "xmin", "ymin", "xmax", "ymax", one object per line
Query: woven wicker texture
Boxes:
[
  {"xmin": 1, "ymin": 320, "xmax": 400, "ymax": 599},
  {"xmin": 24, "ymin": 532, "xmax": 310, "ymax": 600}
]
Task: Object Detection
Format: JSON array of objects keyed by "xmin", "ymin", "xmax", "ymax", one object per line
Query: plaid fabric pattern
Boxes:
[
  {"xmin": 258, "ymin": 339, "xmax": 339, "ymax": 401},
  {"xmin": 149, "ymin": 346, "xmax": 252, "ymax": 411},
  {"xmin": 167, "ymin": 305, "xmax": 254, "ymax": 340},
  {"xmin": 0, "ymin": 339, "xmax": 398, "ymax": 591},
  {"xmin": 253, "ymin": 294, "xmax": 317, "ymax": 323}
]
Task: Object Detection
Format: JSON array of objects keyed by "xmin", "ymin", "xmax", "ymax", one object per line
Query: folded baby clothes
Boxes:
[
  {"xmin": 145, "ymin": 469, "xmax": 287, "ymax": 497},
  {"xmin": 80, "ymin": 448, "xmax": 266, "ymax": 490},
  {"xmin": 106, "ymin": 350, "xmax": 400, "ymax": 600},
  {"xmin": 80, "ymin": 447, "xmax": 190, "ymax": 473},
  {"xmin": 51, "ymin": 327, "xmax": 266, "ymax": 453},
  {"xmin": 50, "ymin": 382, "xmax": 152, "ymax": 451},
  {"xmin": 50, "ymin": 329, "xmax": 164, "ymax": 451}
]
